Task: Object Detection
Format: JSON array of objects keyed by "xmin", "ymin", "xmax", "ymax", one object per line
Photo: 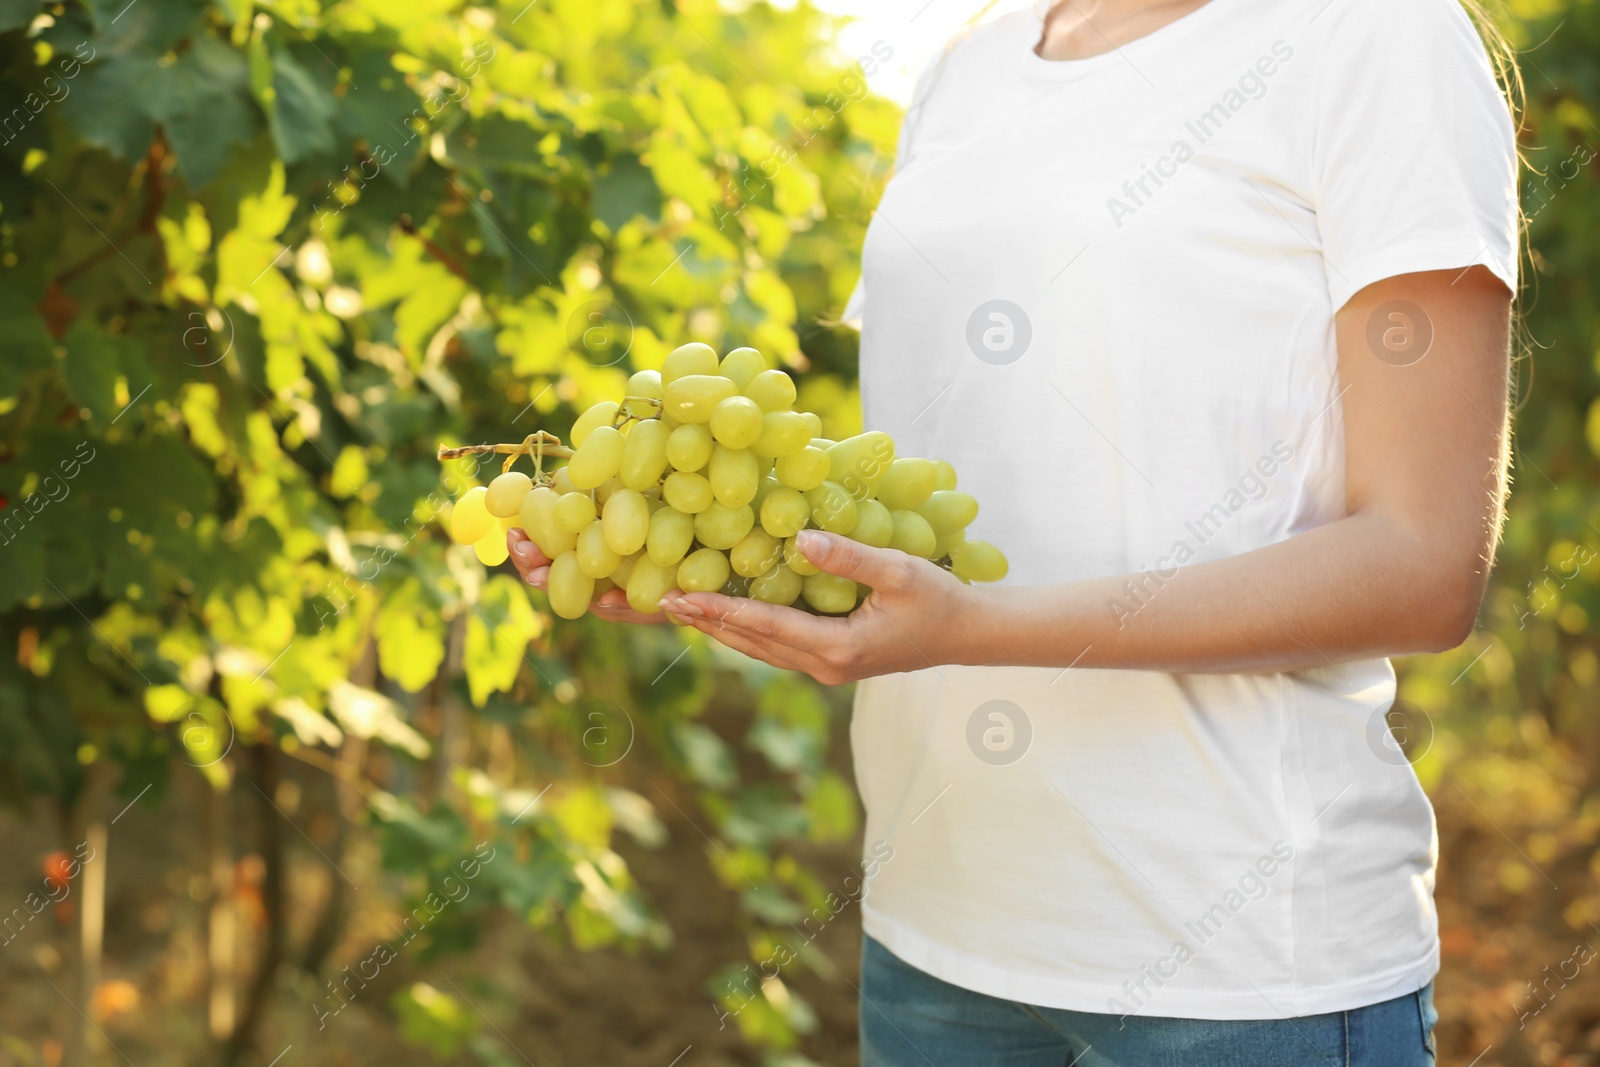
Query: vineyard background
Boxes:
[{"xmin": 0, "ymin": 0, "xmax": 1596, "ymax": 1065}]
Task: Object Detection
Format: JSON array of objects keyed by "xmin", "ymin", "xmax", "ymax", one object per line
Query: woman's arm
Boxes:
[{"xmin": 662, "ymin": 267, "xmax": 1513, "ymax": 683}]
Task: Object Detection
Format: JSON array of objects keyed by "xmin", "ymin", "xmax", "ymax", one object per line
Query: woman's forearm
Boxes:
[{"xmin": 957, "ymin": 510, "xmax": 1487, "ymax": 674}]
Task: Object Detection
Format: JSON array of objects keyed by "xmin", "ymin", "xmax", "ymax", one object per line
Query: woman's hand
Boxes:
[
  {"xmin": 660, "ymin": 530, "xmax": 973, "ymax": 684},
  {"xmin": 506, "ymin": 528, "xmax": 671, "ymax": 624}
]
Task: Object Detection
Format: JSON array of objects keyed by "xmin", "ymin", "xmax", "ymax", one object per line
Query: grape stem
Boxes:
[{"xmin": 436, "ymin": 432, "xmax": 572, "ymax": 461}]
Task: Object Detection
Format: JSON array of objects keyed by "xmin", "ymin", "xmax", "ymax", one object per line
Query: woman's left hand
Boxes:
[{"xmin": 660, "ymin": 529, "xmax": 975, "ymax": 684}]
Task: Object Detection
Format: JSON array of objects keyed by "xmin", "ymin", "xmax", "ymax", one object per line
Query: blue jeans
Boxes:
[{"xmin": 860, "ymin": 937, "xmax": 1438, "ymax": 1067}]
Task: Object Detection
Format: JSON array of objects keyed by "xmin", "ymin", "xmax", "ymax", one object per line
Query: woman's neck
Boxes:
[{"xmin": 1034, "ymin": 0, "xmax": 1216, "ymax": 60}]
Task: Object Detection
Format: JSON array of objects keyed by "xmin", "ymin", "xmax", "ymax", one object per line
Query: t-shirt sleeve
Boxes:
[
  {"xmin": 843, "ymin": 53, "xmax": 948, "ymax": 330},
  {"xmin": 1310, "ymin": 0, "xmax": 1519, "ymax": 311}
]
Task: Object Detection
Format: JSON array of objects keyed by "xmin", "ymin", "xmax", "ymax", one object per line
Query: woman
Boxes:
[{"xmin": 510, "ymin": 0, "xmax": 1519, "ymax": 1060}]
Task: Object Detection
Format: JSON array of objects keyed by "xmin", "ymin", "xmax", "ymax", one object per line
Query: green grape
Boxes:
[
  {"xmin": 678, "ymin": 547, "xmax": 731, "ymax": 592},
  {"xmin": 474, "ymin": 528, "xmax": 510, "ymax": 566},
  {"xmin": 952, "ymin": 539, "xmax": 1008, "ymax": 582},
  {"xmin": 805, "ymin": 481, "xmax": 858, "ymax": 535},
  {"xmin": 730, "ymin": 528, "xmax": 783, "ymax": 578},
  {"xmin": 602, "ymin": 488, "xmax": 650, "ymax": 555},
  {"xmin": 932, "ymin": 527, "xmax": 966, "ymax": 559},
  {"xmin": 752, "ymin": 474, "xmax": 780, "ymax": 512},
  {"xmin": 625, "ymin": 369, "xmax": 663, "ymax": 417},
  {"xmin": 553, "ymin": 491, "xmax": 597, "ymax": 534},
  {"xmin": 801, "ymin": 411, "xmax": 823, "ymax": 437},
  {"xmin": 577, "ymin": 520, "xmax": 621, "ymax": 578},
  {"xmin": 626, "ymin": 556, "xmax": 678, "ymax": 614},
  {"xmin": 693, "ymin": 502, "xmax": 755, "ymax": 550},
  {"xmin": 827, "ymin": 431, "xmax": 896, "ymax": 500},
  {"xmin": 749, "ymin": 563, "xmax": 803, "ymax": 606},
  {"xmin": 752, "ymin": 410, "xmax": 811, "ymax": 457},
  {"xmin": 919, "ymin": 490, "xmax": 979, "ymax": 533},
  {"xmin": 450, "ymin": 486, "xmax": 493, "ymax": 545},
  {"xmin": 519, "ymin": 486, "xmax": 576, "ymax": 556},
  {"xmin": 802, "ymin": 572, "xmax": 859, "ymax": 615},
  {"xmin": 709, "ymin": 395, "xmax": 764, "ymax": 448},
  {"xmin": 547, "ymin": 551, "xmax": 595, "ymax": 620},
  {"xmin": 876, "ymin": 458, "xmax": 939, "ymax": 511},
  {"xmin": 484, "ymin": 471, "xmax": 532, "ymax": 518},
  {"xmin": 744, "ymin": 369, "xmax": 797, "ymax": 412},
  {"xmin": 663, "ymin": 374, "xmax": 737, "ymax": 423},
  {"xmin": 570, "ymin": 400, "xmax": 620, "ymax": 448},
  {"xmin": 647, "ymin": 507, "xmax": 695, "ymax": 566},
  {"xmin": 721, "ymin": 573, "xmax": 752, "ymax": 598},
  {"xmin": 569, "ymin": 424, "xmax": 625, "ymax": 489},
  {"xmin": 774, "ymin": 446, "xmax": 830, "ymax": 491},
  {"xmin": 499, "ymin": 512, "xmax": 522, "ymax": 534},
  {"xmin": 620, "ymin": 417, "xmax": 672, "ymax": 490},
  {"xmin": 708, "ymin": 448, "xmax": 761, "ymax": 507},
  {"xmin": 551, "ymin": 466, "xmax": 577, "ymax": 495},
  {"xmin": 662, "ymin": 470, "xmax": 713, "ymax": 513},
  {"xmin": 850, "ymin": 499, "xmax": 894, "ymax": 548},
  {"xmin": 760, "ymin": 487, "xmax": 811, "ymax": 538},
  {"xmin": 660, "ymin": 341, "xmax": 720, "ymax": 386},
  {"xmin": 932, "ymin": 459, "xmax": 958, "ymax": 491},
  {"xmin": 888, "ymin": 509, "xmax": 937, "ymax": 558},
  {"xmin": 666, "ymin": 423, "xmax": 715, "ymax": 471},
  {"xmin": 612, "ymin": 551, "xmax": 641, "ymax": 589},
  {"xmin": 719, "ymin": 346, "xmax": 768, "ymax": 389},
  {"xmin": 594, "ymin": 475, "xmax": 624, "ymax": 506},
  {"xmin": 784, "ymin": 535, "xmax": 819, "ymax": 576}
]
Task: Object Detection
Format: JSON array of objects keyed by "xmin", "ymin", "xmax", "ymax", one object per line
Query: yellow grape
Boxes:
[
  {"xmin": 888, "ymin": 509, "xmax": 937, "ymax": 558},
  {"xmin": 577, "ymin": 520, "xmax": 622, "ymax": 578},
  {"xmin": 594, "ymin": 475, "xmax": 624, "ymax": 506},
  {"xmin": 474, "ymin": 528, "xmax": 510, "ymax": 566},
  {"xmin": 876, "ymin": 458, "xmax": 938, "ymax": 511},
  {"xmin": 693, "ymin": 502, "xmax": 754, "ymax": 550},
  {"xmin": 661, "ymin": 342, "xmax": 720, "ymax": 386},
  {"xmin": 449, "ymin": 486, "xmax": 494, "ymax": 545},
  {"xmin": 827, "ymin": 432, "xmax": 896, "ymax": 500},
  {"xmin": 620, "ymin": 417, "xmax": 672, "ymax": 490},
  {"xmin": 749, "ymin": 563, "xmax": 802, "ymax": 606},
  {"xmin": 570, "ymin": 400, "xmax": 619, "ymax": 449},
  {"xmin": 551, "ymin": 466, "xmax": 577, "ymax": 495},
  {"xmin": 547, "ymin": 551, "xmax": 594, "ymax": 619},
  {"xmin": 569, "ymin": 425, "xmax": 625, "ymax": 489},
  {"xmin": 805, "ymin": 481, "xmax": 858, "ymax": 535},
  {"xmin": 663, "ymin": 374, "xmax": 737, "ymax": 423},
  {"xmin": 647, "ymin": 507, "xmax": 695, "ymax": 566},
  {"xmin": 784, "ymin": 535, "xmax": 819, "ymax": 576},
  {"xmin": 760, "ymin": 487, "xmax": 811, "ymax": 538},
  {"xmin": 752, "ymin": 474, "xmax": 780, "ymax": 512},
  {"xmin": 553, "ymin": 491, "xmax": 597, "ymax": 534},
  {"xmin": 708, "ymin": 448, "xmax": 761, "ymax": 507},
  {"xmin": 952, "ymin": 539, "xmax": 1008, "ymax": 582},
  {"xmin": 626, "ymin": 556, "xmax": 677, "ymax": 613},
  {"xmin": 612, "ymin": 552, "xmax": 641, "ymax": 588},
  {"xmin": 484, "ymin": 471, "xmax": 532, "ymax": 518},
  {"xmin": 709, "ymin": 396, "xmax": 764, "ymax": 448},
  {"xmin": 719, "ymin": 346, "xmax": 768, "ymax": 389},
  {"xmin": 933, "ymin": 459, "xmax": 958, "ymax": 491},
  {"xmin": 595, "ymin": 576, "xmax": 617, "ymax": 597},
  {"xmin": 802, "ymin": 572, "xmax": 858, "ymax": 614},
  {"xmin": 919, "ymin": 490, "xmax": 978, "ymax": 534},
  {"xmin": 774, "ymin": 446, "xmax": 830, "ymax": 491},
  {"xmin": 932, "ymin": 527, "xmax": 966, "ymax": 559},
  {"xmin": 624, "ymin": 369, "xmax": 663, "ymax": 417},
  {"xmin": 601, "ymin": 488, "xmax": 650, "ymax": 555},
  {"xmin": 850, "ymin": 499, "xmax": 894, "ymax": 548},
  {"xmin": 744, "ymin": 369, "xmax": 796, "ymax": 412},
  {"xmin": 666, "ymin": 423, "xmax": 714, "ymax": 471},
  {"xmin": 811, "ymin": 437, "xmax": 837, "ymax": 449},
  {"xmin": 678, "ymin": 547, "xmax": 731, "ymax": 592},
  {"xmin": 753, "ymin": 410, "xmax": 810, "ymax": 457},
  {"xmin": 499, "ymin": 513, "xmax": 522, "ymax": 533},
  {"xmin": 801, "ymin": 411, "xmax": 823, "ymax": 437},
  {"xmin": 730, "ymin": 529, "xmax": 783, "ymax": 578},
  {"xmin": 662, "ymin": 471, "xmax": 713, "ymax": 513},
  {"xmin": 520, "ymin": 487, "xmax": 577, "ymax": 556}
]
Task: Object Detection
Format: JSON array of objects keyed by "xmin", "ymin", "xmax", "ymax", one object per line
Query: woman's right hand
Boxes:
[{"xmin": 506, "ymin": 528, "xmax": 672, "ymax": 624}]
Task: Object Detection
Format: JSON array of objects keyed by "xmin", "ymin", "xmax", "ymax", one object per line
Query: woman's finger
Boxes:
[
  {"xmin": 665, "ymin": 591, "xmax": 843, "ymax": 648},
  {"xmin": 670, "ymin": 611, "xmax": 814, "ymax": 672}
]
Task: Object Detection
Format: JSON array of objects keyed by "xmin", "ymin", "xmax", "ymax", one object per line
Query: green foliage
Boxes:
[{"xmin": 0, "ymin": 0, "xmax": 890, "ymax": 1058}]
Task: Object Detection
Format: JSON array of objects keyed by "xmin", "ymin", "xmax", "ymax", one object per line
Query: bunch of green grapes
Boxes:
[{"xmin": 444, "ymin": 343, "xmax": 1007, "ymax": 620}]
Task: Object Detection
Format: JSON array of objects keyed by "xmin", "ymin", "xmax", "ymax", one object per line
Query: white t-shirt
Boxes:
[{"xmin": 847, "ymin": 0, "xmax": 1517, "ymax": 1020}]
